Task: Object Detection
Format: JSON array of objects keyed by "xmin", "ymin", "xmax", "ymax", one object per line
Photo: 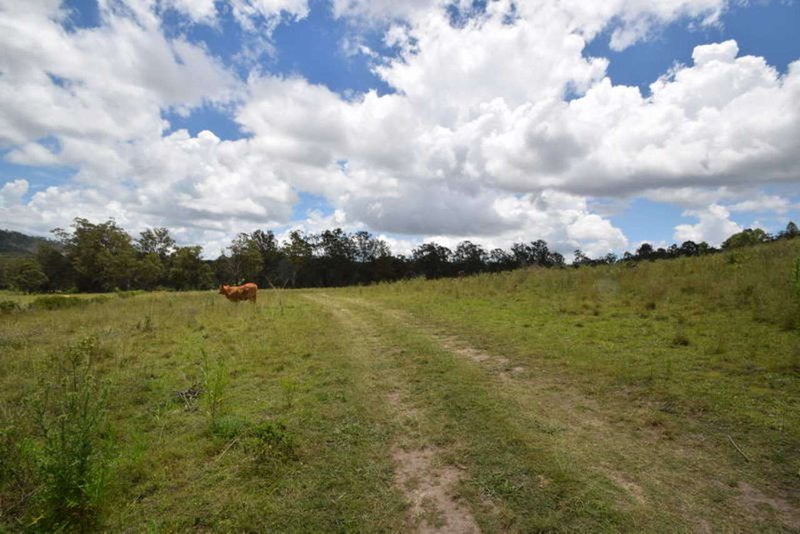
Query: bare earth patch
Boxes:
[
  {"xmin": 736, "ymin": 481, "xmax": 800, "ymax": 530},
  {"xmin": 602, "ymin": 468, "xmax": 646, "ymax": 506},
  {"xmin": 307, "ymin": 295, "xmax": 481, "ymax": 533},
  {"xmin": 313, "ymin": 294, "xmax": 799, "ymax": 532},
  {"xmin": 393, "ymin": 447, "xmax": 480, "ymax": 533}
]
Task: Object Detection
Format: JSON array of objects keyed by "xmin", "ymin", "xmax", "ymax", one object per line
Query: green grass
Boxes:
[
  {"xmin": 1, "ymin": 291, "xmax": 406, "ymax": 531},
  {"xmin": 1, "ymin": 239, "xmax": 799, "ymax": 532}
]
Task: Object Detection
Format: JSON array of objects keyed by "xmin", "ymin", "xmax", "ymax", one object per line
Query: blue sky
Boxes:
[{"xmin": 1, "ymin": 0, "xmax": 798, "ymax": 257}]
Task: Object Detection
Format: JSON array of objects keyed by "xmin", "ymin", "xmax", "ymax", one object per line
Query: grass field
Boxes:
[{"xmin": 1, "ymin": 240, "xmax": 799, "ymax": 532}]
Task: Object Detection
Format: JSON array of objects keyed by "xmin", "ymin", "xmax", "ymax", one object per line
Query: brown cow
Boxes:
[{"xmin": 218, "ymin": 283, "xmax": 258, "ymax": 303}]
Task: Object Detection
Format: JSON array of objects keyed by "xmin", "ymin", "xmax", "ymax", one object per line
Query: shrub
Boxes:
[
  {"xmin": 0, "ymin": 300, "xmax": 21, "ymax": 314},
  {"xmin": 115, "ymin": 290, "xmax": 142, "ymax": 299},
  {"xmin": 137, "ymin": 314, "xmax": 153, "ymax": 332},
  {"xmin": 29, "ymin": 295, "xmax": 87, "ymax": 310},
  {"xmin": 671, "ymin": 332, "xmax": 690, "ymax": 347},
  {"xmin": 0, "ymin": 407, "xmax": 37, "ymax": 530},
  {"xmin": 248, "ymin": 420, "xmax": 296, "ymax": 465},
  {"xmin": 29, "ymin": 295, "xmax": 109, "ymax": 310},
  {"xmin": 30, "ymin": 335, "xmax": 113, "ymax": 531},
  {"xmin": 210, "ymin": 415, "xmax": 249, "ymax": 440}
]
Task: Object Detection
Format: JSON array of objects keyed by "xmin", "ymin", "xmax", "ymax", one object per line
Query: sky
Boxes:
[{"xmin": 0, "ymin": 0, "xmax": 798, "ymax": 258}]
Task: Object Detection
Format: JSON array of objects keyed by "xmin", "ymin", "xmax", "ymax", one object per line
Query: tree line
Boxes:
[{"xmin": 1, "ymin": 218, "xmax": 798, "ymax": 293}]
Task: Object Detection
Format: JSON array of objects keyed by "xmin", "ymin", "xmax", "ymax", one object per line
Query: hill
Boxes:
[{"xmin": 0, "ymin": 229, "xmax": 53, "ymax": 256}]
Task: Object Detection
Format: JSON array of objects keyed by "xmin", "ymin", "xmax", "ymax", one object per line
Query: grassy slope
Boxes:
[
  {"xmin": 337, "ymin": 239, "xmax": 800, "ymax": 528},
  {"xmin": 1, "ymin": 292, "xmax": 407, "ymax": 531},
  {"xmin": 1, "ymin": 239, "xmax": 798, "ymax": 532}
]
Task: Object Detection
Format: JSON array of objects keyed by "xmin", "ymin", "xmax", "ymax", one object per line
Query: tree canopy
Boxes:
[{"xmin": 2, "ymin": 218, "xmax": 796, "ymax": 293}]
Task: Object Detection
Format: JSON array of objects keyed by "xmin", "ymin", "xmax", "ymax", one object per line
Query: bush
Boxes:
[
  {"xmin": 0, "ymin": 407, "xmax": 37, "ymax": 530},
  {"xmin": 29, "ymin": 295, "xmax": 110, "ymax": 310},
  {"xmin": 247, "ymin": 420, "xmax": 296, "ymax": 465},
  {"xmin": 210, "ymin": 415, "xmax": 249, "ymax": 440},
  {"xmin": 29, "ymin": 295, "xmax": 88, "ymax": 310},
  {"xmin": 115, "ymin": 290, "xmax": 143, "ymax": 299},
  {"xmin": 0, "ymin": 300, "xmax": 21, "ymax": 314},
  {"xmin": 30, "ymin": 335, "xmax": 113, "ymax": 531}
]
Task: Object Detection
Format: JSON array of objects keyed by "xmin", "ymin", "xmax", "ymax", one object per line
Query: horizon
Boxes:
[
  {"xmin": 3, "ymin": 218, "xmax": 797, "ymax": 263},
  {"xmin": 1, "ymin": 0, "xmax": 799, "ymax": 258}
]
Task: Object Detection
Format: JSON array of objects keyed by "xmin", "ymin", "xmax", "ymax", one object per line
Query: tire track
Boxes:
[
  {"xmin": 327, "ymin": 295, "xmax": 800, "ymax": 532},
  {"xmin": 304, "ymin": 293, "xmax": 481, "ymax": 533}
]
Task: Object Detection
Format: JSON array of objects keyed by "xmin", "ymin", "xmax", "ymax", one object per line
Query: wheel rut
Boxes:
[
  {"xmin": 318, "ymin": 294, "xmax": 800, "ymax": 532},
  {"xmin": 304, "ymin": 293, "xmax": 481, "ymax": 533}
]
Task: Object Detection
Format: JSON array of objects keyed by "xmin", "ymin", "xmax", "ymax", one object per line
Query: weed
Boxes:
[
  {"xmin": 115, "ymin": 290, "xmax": 142, "ymax": 299},
  {"xmin": 29, "ymin": 335, "xmax": 113, "ymax": 531},
  {"xmin": 174, "ymin": 385, "xmax": 202, "ymax": 411},
  {"xmin": 280, "ymin": 378, "xmax": 298, "ymax": 409},
  {"xmin": 246, "ymin": 420, "xmax": 296, "ymax": 465},
  {"xmin": 137, "ymin": 314, "xmax": 153, "ymax": 332},
  {"xmin": 201, "ymin": 350, "xmax": 229, "ymax": 425},
  {"xmin": 0, "ymin": 300, "xmax": 21, "ymax": 314},
  {"xmin": 29, "ymin": 295, "xmax": 87, "ymax": 310},
  {"xmin": 25, "ymin": 295, "xmax": 110, "ymax": 310},
  {"xmin": 210, "ymin": 415, "xmax": 249, "ymax": 440},
  {"xmin": 793, "ymin": 258, "xmax": 800, "ymax": 297},
  {"xmin": 0, "ymin": 406, "xmax": 37, "ymax": 529},
  {"xmin": 707, "ymin": 331, "xmax": 728, "ymax": 355}
]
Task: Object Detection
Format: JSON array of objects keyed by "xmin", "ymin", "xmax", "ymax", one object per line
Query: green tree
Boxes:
[
  {"xmin": 36, "ymin": 243, "xmax": 74, "ymax": 290},
  {"xmin": 135, "ymin": 253, "xmax": 165, "ymax": 290},
  {"xmin": 281, "ymin": 231, "xmax": 315, "ymax": 287},
  {"xmin": 316, "ymin": 229, "xmax": 356, "ymax": 286},
  {"xmin": 169, "ymin": 246, "xmax": 212, "ymax": 290},
  {"xmin": 55, "ymin": 219, "xmax": 138, "ymax": 292},
  {"xmin": 453, "ymin": 241, "xmax": 487, "ymax": 275},
  {"xmin": 228, "ymin": 234, "xmax": 264, "ymax": 284},
  {"xmin": 10, "ymin": 259, "xmax": 49, "ymax": 292},
  {"xmin": 136, "ymin": 227, "xmax": 175, "ymax": 261},
  {"xmin": 412, "ymin": 243, "xmax": 452, "ymax": 279},
  {"xmin": 780, "ymin": 221, "xmax": 799, "ymax": 239},
  {"xmin": 249, "ymin": 229, "xmax": 282, "ymax": 285},
  {"xmin": 721, "ymin": 228, "xmax": 769, "ymax": 250}
]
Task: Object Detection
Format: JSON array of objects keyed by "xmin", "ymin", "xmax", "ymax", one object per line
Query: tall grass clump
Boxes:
[
  {"xmin": 0, "ymin": 300, "xmax": 21, "ymax": 314},
  {"xmin": 201, "ymin": 350, "xmax": 229, "ymax": 426},
  {"xmin": 0, "ymin": 405, "xmax": 37, "ymax": 530},
  {"xmin": 30, "ymin": 335, "xmax": 113, "ymax": 531},
  {"xmin": 28, "ymin": 295, "xmax": 110, "ymax": 311}
]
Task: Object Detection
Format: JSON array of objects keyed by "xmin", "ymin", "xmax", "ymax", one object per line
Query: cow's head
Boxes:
[{"xmin": 218, "ymin": 284, "xmax": 228, "ymax": 295}]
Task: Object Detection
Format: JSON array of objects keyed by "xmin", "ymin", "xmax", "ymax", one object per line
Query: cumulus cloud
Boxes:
[
  {"xmin": 674, "ymin": 204, "xmax": 742, "ymax": 245},
  {"xmin": 0, "ymin": 0, "xmax": 237, "ymax": 146},
  {"xmin": 0, "ymin": 0, "xmax": 798, "ymax": 258},
  {"xmin": 5, "ymin": 142, "xmax": 61, "ymax": 166},
  {"xmin": 0, "ymin": 179, "xmax": 29, "ymax": 207},
  {"xmin": 162, "ymin": 0, "xmax": 218, "ymax": 24},
  {"xmin": 728, "ymin": 194, "xmax": 791, "ymax": 214}
]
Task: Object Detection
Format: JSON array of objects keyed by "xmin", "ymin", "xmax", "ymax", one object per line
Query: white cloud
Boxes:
[
  {"xmin": 5, "ymin": 142, "xmax": 61, "ymax": 166},
  {"xmin": 728, "ymin": 194, "xmax": 791, "ymax": 214},
  {"xmin": 0, "ymin": 179, "xmax": 29, "ymax": 207},
  {"xmin": 162, "ymin": 0, "xmax": 217, "ymax": 23},
  {"xmin": 1, "ymin": 0, "xmax": 798, "ymax": 260},
  {"xmin": 331, "ymin": 0, "xmax": 442, "ymax": 22},
  {"xmin": 0, "ymin": 0, "xmax": 237, "ymax": 146},
  {"xmin": 232, "ymin": 0, "xmax": 309, "ymax": 20},
  {"xmin": 674, "ymin": 204, "xmax": 742, "ymax": 245}
]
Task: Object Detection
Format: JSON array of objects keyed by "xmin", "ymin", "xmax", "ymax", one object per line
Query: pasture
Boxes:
[{"xmin": 1, "ymin": 239, "xmax": 799, "ymax": 532}]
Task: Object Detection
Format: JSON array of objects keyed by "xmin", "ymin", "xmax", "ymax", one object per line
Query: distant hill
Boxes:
[{"xmin": 0, "ymin": 229, "xmax": 54, "ymax": 257}]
